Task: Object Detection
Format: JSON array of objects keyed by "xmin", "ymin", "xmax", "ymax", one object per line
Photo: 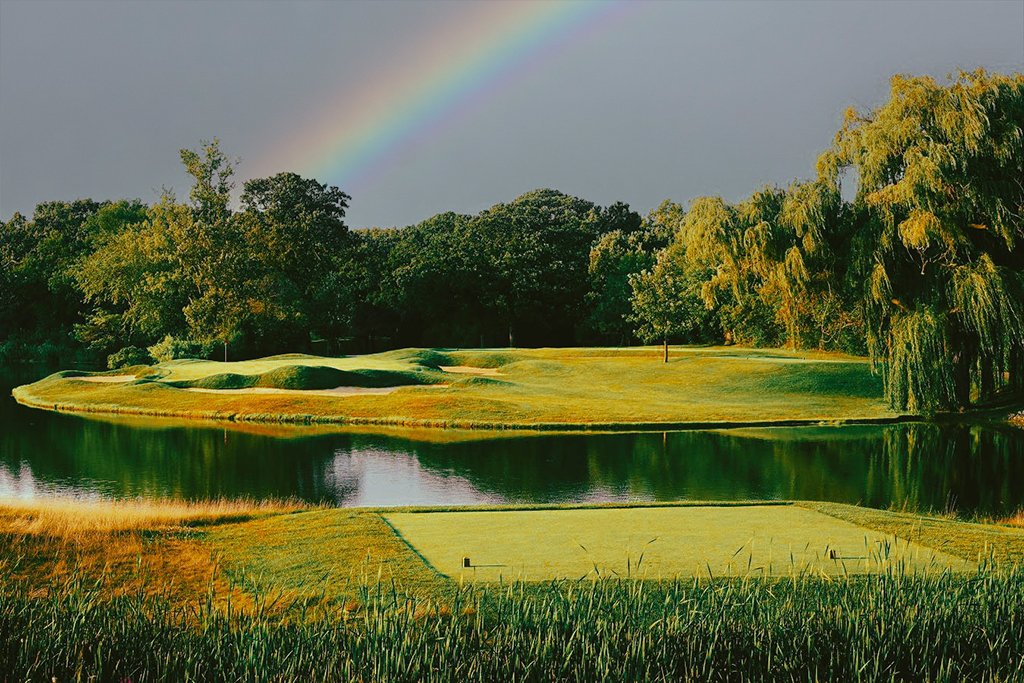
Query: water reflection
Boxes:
[{"xmin": 3, "ymin": 367, "xmax": 1023, "ymax": 514}]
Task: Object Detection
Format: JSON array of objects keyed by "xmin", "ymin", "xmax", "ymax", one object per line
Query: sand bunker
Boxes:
[
  {"xmin": 440, "ymin": 366, "xmax": 501, "ymax": 377},
  {"xmin": 74, "ymin": 375, "xmax": 136, "ymax": 383},
  {"xmin": 183, "ymin": 384, "xmax": 449, "ymax": 397}
]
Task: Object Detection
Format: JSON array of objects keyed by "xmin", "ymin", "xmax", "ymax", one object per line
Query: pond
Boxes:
[{"xmin": 2, "ymin": 365, "xmax": 1023, "ymax": 515}]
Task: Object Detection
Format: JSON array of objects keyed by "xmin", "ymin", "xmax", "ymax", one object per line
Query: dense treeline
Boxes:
[{"xmin": 1, "ymin": 70, "xmax": 1021, "ymax": 411}]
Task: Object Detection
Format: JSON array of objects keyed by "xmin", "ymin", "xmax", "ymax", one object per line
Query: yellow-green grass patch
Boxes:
[
  {"xmin": 383, "ymin": 505, "xmax": 971, "ymax": 582},
  {"xmin": 203, "ymin": 509, "xmax": 445, "ymax": 600},
  {"xmin": 802, "ymin": 501, "xmax": 1024, "ymax": 565},
  {"xmin": 14, "ymin": 346, "xmax": 905, "ymax": 429}
]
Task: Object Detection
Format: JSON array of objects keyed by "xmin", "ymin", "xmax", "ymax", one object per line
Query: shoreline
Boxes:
[{"xmin": 12, "ymin": 386, "xmax": 923, "ymax": 432}]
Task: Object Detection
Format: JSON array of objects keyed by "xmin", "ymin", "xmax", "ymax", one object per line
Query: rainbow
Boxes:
[{"xmin": 254, "ymin": 1, "xmax": 638, "ymax": 205}]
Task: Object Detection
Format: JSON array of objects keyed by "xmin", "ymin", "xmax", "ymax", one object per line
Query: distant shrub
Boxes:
[
  {"xmin": 33, "ymin": 342, "xmax": 62, "ymax": 366},
  {"xmin": 148, "ymin": 335, "xmax": 216, "ymax": 363},
  {"xmin": 107, "ymin": 346, "xmax": 154, "ymax": 370},
  {"xmin": 0, "ymin": 340, "xmax": 24, "ymax": 364}
]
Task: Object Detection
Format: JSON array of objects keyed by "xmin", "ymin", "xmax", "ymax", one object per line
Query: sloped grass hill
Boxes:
[{"xmin": 13, "ymin": 346, "xmax": 903, "ymax": 429}]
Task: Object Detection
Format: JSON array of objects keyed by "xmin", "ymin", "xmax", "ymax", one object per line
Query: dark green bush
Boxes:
[{"xmin": 107, "ymin": 346, "xmax": 155, "ymax": 370}]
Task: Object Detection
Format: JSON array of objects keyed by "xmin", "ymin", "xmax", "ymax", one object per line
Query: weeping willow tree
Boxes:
[
  {"xmin": 818, "ymin": 70, "xmax": 1024, "ymax": 412},
  {"xmin": 677, "ymin": 191, "xmax": 787, "ymax": 347},
  {"xmin": 674, "ymin": 181, "xmax": 856, "ymax": 350}
]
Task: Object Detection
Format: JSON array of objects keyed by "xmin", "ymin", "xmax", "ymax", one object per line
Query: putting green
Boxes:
[{"xmin": 383, "ymin": 505, "xmax": 972, "ymax": 581}]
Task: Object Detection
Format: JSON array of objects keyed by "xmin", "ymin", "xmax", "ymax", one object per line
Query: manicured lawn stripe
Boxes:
[{"xmin": 383, "ymin": 505, "xmax": 971, "ymax": 581}]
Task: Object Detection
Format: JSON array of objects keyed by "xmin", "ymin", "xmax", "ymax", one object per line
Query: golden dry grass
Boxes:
[
  {"xmin": 1001, "ymin": 509, "xmax": 1024, "ymax": 528},
  {"xmin": 0, "ymin": 497, "xmax": 313, "ymax": 607},
  {"xmin": 0, "ymin": 496, "xmax": 309, "ymax": 536}
]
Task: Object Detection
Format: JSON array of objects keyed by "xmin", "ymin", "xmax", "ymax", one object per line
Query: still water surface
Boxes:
[{"xmin": 2, "ymin": 366, "xmax": 1022, "ymax": 514}]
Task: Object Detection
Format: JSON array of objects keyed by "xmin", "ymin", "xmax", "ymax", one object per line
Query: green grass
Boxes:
[
  {"xmin": 802, "ymin": 501, "xmax": 1024, "ymax": 565},
  {"xmin": 12, "ymin": 346, "xmax": 907, "ymax": 429},
  {"xmin": 383, "ymin": 505, "xmax": 972, "ymax": 581},
  {"xmin": 184, "ymin": 502, "xmax": 1023, "ymax": 602},
  {"xmin": 205, "ymin": 509, "xmax": 444, "ymax": 599},
  {"xmin": 5, "ymin": 497, "xmax": 1020, "ymax": 606},
  {"xmin": 3, "ymin": 499, "xmax": 1024, "ymax": 680},
  {"xmin": 3, "ymin": 565, "xmax": 1023, "ymax": 681}
]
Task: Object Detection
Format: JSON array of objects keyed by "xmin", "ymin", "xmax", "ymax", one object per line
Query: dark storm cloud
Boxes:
[{"xmin": 1, "ymin": 0, "xmax": 1021, "ymax": 228}]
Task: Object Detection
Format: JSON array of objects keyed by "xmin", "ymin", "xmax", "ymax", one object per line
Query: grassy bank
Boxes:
[
  {"xmin": 12, "ymin": 346, "xmax": 907, "ymax": 429},
  {"xmin": 3, "ymin": 497, "xmax": 1024, "ymax": 680},
  {"xmin": 5, "ymin": 497, "xmax": 1023, "ymax": 602}
]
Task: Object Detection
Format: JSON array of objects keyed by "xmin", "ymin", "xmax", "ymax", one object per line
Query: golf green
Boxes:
[{"xmin": 383, "ymin": 505, "xmax": 972, "ymax": 581}]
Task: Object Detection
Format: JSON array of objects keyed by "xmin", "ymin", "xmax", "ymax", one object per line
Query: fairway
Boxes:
[
  {"xmin": 383, "ymin": 505, "xmax": 972, "ymax": 581},
  {"xmin": 14, "ymin": 346, "xmax": 903, "ymax": 429}
]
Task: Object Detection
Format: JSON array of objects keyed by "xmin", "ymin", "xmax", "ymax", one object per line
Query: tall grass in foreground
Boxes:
[{"xmin": 2, "ymin": 566, "xmax": 1022, "ymax": 682}]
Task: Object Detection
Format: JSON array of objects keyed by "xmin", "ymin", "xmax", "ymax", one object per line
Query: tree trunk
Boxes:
[
  {"xmin": 953, "ymin": 351, "xmax": 972, "ymax": 410},
  {"xmin": 980, "ymin": 354, "xmax": 995, "ymax": 401},
  {"xmin": 1011, "ymin": 347, "xmax": 1023, "ymax": 391},
  {"xmin": 663, "ymin": 338, "xmax": 668, "ymax": 363},
  {"xmin": 508, "ymin": 324, "xmax": 514, "ymax": 348}
]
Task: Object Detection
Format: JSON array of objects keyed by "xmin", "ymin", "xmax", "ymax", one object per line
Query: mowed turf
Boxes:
[
  {"xmin": 13, "ymin": 346, "xmax": 902, "ymax": 428},
  {"xmin": 383, "ymin": 505, "xmax": 972, "ymax": 581},
  {"xmin": 204, "ymin": 509, "xmax": 444, "ymax": 599}
]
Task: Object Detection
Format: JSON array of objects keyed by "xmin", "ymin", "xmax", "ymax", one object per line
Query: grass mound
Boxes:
[
  {"xmin": 169, "ymin": 365, "xmax": 441, "ymax": 391},
  {"xmin": 445, "ymin": 350, "xmax": 518, "ymax": 368},
  {"xmin": 375, "ymin": 348, "xmax": 453, "ymax": 369},
  {"xmin": 449, "ymin": 375, "xmax": 515, "ymax": 389},
  {"xmin": 173, "ymin": 372, "xmax": 259, "ymax": 390}
]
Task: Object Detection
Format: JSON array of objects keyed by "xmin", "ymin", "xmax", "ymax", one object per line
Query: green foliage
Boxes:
[
  {"xmin": 3, "ymin": 71, "xmax": 1019, "ymax": 399},
  {"xmin": 75, "ymin": 194, "xmax": 190, "ymax": 352},
  {"xmin": 472, "ymin": 189, "xmax": 610, "ymax": 346},
  {"xmin": 238, "ymin": 172, "xmax": 352, "ymax": 340},
  {"xmin": 820, "ymin": 70, "xmax": 1024, "ymax": 411},
  {"xmin": 344, "ymin": 191, "xmax": 643, "ymax": 349},
  {"xmin": 585, "ymin": 205, "xmax": 673, "ymax": 344},
  {"xmin": 629, "ymin": 241, "xmax": 712, "ymax": 348},
  {"xmin": 107, "ymin": 346, "xmax": 154, "ymax": 370},
  {"xmin": 147, "ymin": 335, "xmax": 216, "ymax": 362},
  {"xmin": 179, "ymin": 138, "xmax": 235, "ymax": 226}
]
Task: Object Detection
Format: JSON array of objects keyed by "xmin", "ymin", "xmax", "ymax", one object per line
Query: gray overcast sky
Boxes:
[{"xmin": 1, "ymin": 0, "xmax": 1022, "ymax": 228}]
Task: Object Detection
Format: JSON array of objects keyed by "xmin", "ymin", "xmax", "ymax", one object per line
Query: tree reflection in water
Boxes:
[{"xmin": 2, "ymin": 388, "xmax": 1022, "ymax": 516}]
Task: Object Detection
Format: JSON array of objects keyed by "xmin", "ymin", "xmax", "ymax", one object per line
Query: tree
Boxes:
[
  {"xmin": 629, "ymin": 240, "xmax": 712, "ymax": 362},
  {"xmin": 818, "ymin": 70, "xmax": 1024, "ymax": 411},
  {"xmin": 474, "ymin": 189, "xmax": 606, "ymax": 346},
  {"xmin": 75, "ymin": 194, "xmax": 191, "ymax": 352},
  {"xmin": 379, "ymin": 211, "xmax": 486, "ymax": 346},
  {"xmin": 585, "ymin": 201, "xmax": 679, "ymax": 345},
  {"xmin": 238, "ymin": 172, "xmax": 352, "ymax": 345}
]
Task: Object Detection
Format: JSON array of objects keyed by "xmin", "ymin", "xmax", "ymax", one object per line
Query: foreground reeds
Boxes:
[{"xmin": 2, "ymin": 564, "xmax": 1022, "ymax": 682}]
